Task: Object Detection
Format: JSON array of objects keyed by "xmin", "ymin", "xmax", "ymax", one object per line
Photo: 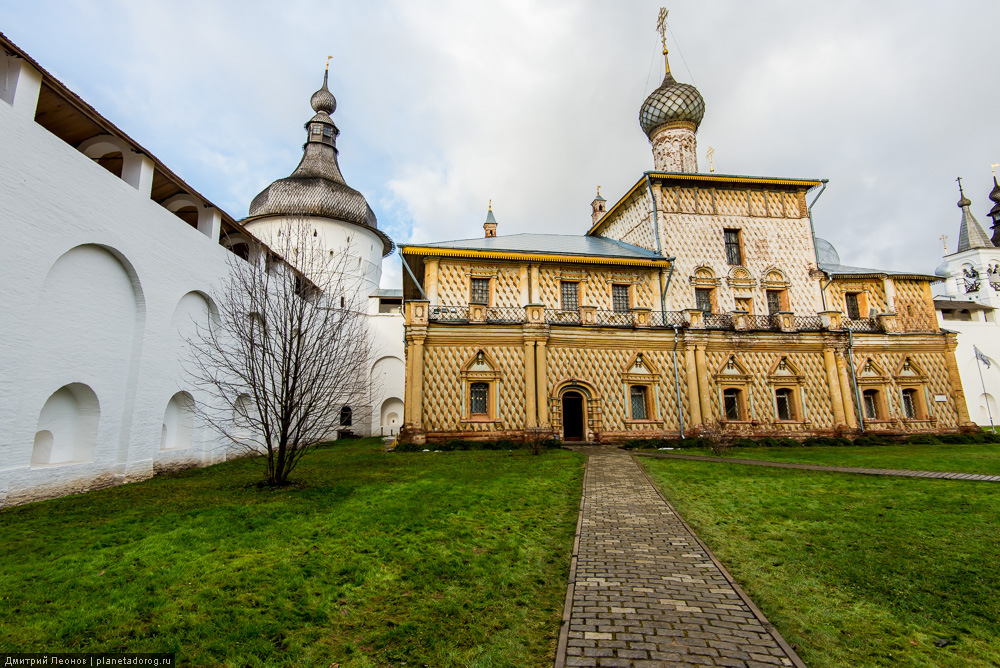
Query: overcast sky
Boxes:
[{"xmin": 3, "ymin": 0, "xmax": 998, "ymax": 290}]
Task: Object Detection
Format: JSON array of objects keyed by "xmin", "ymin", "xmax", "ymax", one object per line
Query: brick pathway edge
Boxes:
[
  {"xmin": 630, "ymin": 454, "xmax": 806, "ymax": 668},
  {"xmin": 554, "ymin": 462, "xmax": 587, "ymax": 668}
]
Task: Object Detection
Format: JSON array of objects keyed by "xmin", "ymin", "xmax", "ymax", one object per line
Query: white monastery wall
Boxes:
[
  {"xmin": 935, "ymin": 316, "xmax": 1000, "ymax": 427},
  {"xmin": 0, "ymin": 95, "xmax": 237, "ymax": 507},
  {"xmin": 367, "ymin": 309, "xmax": 405, "ymax": 437}
]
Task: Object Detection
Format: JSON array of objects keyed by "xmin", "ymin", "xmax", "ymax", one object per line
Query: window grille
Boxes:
[
  {"xmin": 612, "ymin": 284, "xmax": 630, "ymax": 313},
  {"xmin": 470, "ymin": 383, "xmax": 489, "ymax": 415},
  {"xmin": 845, "ymin": 293, "xmax": 861, "ymax": 320},
  {"xmin": 901, "ymin": 389, "xmax": 917, "ymax": 419},
  {"xmin": 695, "ymin": 288, "xmax": 713, "ymax": 314},
  {"xmin": 561, "ymin": 282, "xmax": 579, "ymax": 311},
  {"xmin": 863, "ymin": 390, "xmax": 879, "ymax": 419},
  {"xmin": 766, "ymin": 290, "xmax": 782, "ymax": 315},
  {"xmin": 470, "ymin": 278, "xmax": 490, "ymax": 304},
  {"xmin": 723, "ymin": 389, "xmax": 741, "ymax": 420},
  {"xmin": 775, "ymin": 388, "xmax": 793, "ymax": 420},
  {"xmin": 630, "ymin": 386, "xmax": 647, "ymax": 420},
  {"xmin": 724, "ymin": 229, "xmax": 743, "ymax": 265}
]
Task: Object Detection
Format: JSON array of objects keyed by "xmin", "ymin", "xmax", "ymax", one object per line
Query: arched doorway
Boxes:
[{"xmin": 562, "ymin": 391, "xmax": 585, "ymax": 441}]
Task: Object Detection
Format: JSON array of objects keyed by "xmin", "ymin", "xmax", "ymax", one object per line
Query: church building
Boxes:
[
  {"xmin": 399, "ymin": 21, "xmax": 970, "ymax": 444},
  {"xmin": 932, "ymin": 178, "xmax": 1000, "ymax": 427}
]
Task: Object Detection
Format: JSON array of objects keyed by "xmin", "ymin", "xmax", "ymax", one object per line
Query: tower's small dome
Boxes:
[
  {"xmin": 639, "ymin": 71, "xmax": 705, "ymax": 138},
  {"xmin": 958, "ymin": 193, "xmax": 972, "ymax": 208},
  {"xmin": 310, "ymin": 86, "xmax": 336, "ymax": 115}
]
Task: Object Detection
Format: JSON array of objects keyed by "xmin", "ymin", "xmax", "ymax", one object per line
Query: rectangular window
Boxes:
[
  {"xmin": 723, "ymin": 389, "xmax": 741, "ymax": 420},
  {"xmin": 630, "ymin": 386, "xmax": 648, "ymax": 420},
  {"xmin": 845, "ymin": 292, "xmax": 861, "ymax": 320},
  {"xmin": 470, "ymin": 382, "xmax": 489, "ymax": 415},
  {"xmin": 766, "ymin": 290, "xmax": 783, "ymax": 315},
  {"xmin": 470, "ymin": 277, "xmax": 490, "ymax": 304},
  {"xmin": 775, "ymin": 388, "xmax": 793, "ymax": 421},
  {"xmin": 901, "ymin": 389, "xmax": 917, "ymax": 419},
  {"xmin": 695, "ymin": 288, "xmax": 713, "ymax": 314},
  {"xmin": 561, "ymin": 281, "xmax": 579, "ymax": 310},
  {"xmin": 863, "ymin": 389, "xmax": 879, "ymax": 420},
  {"xmin": 612, "ymin": 284, "xmax": 630, "ymax": 313},
  {"xmin": 724, "ymin": 229, "xmax": 743, "ymax": 266}
]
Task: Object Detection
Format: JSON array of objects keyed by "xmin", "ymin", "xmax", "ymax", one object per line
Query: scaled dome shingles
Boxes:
[{"xmin": 639, "ymin": 72, "xmax": 706, "ymax": 137}]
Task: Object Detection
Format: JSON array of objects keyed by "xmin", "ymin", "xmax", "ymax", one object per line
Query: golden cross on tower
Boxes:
[
  {"xmin": 992, "ymin": 163, "xmax": 999, "ymax": 179},
  {"xmin": 656, "ymin": 7, "xmax": 671, "ymax": 74},
  {"xmin": 706, "ymin": 147, "xmax": 715, "ymax": 173},
  {"xmin": 940, "ymin": 235, "xmax": 948, "ymax": 253},
  {"xmin": 325, "ymin": 55, "xmax": 333, "ymax": 71},
  {"xmin": 656, "ymin": 8, "xmax": 669, "ymax": 54}
]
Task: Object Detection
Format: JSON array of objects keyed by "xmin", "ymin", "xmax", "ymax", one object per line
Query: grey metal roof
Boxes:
[
  {"xmin": 410, "ymin": 233, "xmax": 667, "ymax": 260},
  {"xmin": 246, "ymin": 71, "xmax": 393, "ymax": 256},
  {"xmin": 934, "ymin": 298, "xmax": 993, "ymax": 311},
  {"xmin": 818, "ymin": 262, "xmax": 941, "ymax": 282},
  {"xmin": 957, "ymin": 197, "xmax": 993, "ymax": 252}
]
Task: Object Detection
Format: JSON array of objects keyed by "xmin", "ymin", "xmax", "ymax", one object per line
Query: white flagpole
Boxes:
[{"xmin": 974, "ymin": 347, "xmax": 995, "ymax": 433}]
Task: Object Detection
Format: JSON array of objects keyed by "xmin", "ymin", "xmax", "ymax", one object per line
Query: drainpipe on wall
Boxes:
[
  {"xmin": 846, "ymin": 327, "xmax": 865, "ymax": 433},
  {"xmin": 671, "ymin": 325, "xmax": 685, "ymax": 439}
]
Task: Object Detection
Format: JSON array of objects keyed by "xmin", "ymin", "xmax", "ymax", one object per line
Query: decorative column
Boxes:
[
  {"xmin": 529, "ymin": 264, "xmax": 541, "ymax": 304},
  {"xmin": 834, "ymin": 350, "xmax": 858, "ymax": 428},
  {"xmin": 685, "ymin": 345, "xmax": 702, "ymax": 425},
  {"xmin": 403, "ymin": 301, "xmax": 429, "ymax": 442},
  {"xmin": 524, "ymin": 339, "xmax": 537, "ymax": 429},
  {"xmin": 518, "ymin": 264, "xmax": 529, "ymax": 305},
  {"xmin": 823, "ymin": 347, "xmax": 846, "ymax": 426},
  {"xmin": 536, "ymin": 339, "xmax": 549, "ymax": 426},
  {"xmin": 694, "ymin": 345, "xmax": 712, "ymax": 425},
  {"xmin": 425, "ymin": 257, "xmax": 440, "ymax": 305},
  {"xmin": 945, "ymin": 337, "xmax": 972, "ymax": 424}
]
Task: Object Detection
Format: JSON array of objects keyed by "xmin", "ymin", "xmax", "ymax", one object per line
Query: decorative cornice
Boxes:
[{"xmin": 400, "ymin": 246, "xmax": 671, "ymax": 268}]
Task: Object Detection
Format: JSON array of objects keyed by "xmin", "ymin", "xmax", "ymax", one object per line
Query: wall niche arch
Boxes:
[{"xmin": 32, "ymin": 383, "xmax": 100, "ymax": 466}]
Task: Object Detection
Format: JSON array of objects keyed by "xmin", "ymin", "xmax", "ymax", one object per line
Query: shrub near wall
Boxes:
[{"xmin": 394, "ymin": 438, "xmax": 562, "ymax": 453}]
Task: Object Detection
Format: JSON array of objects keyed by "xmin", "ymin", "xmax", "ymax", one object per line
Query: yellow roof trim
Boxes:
[
  {"xmin": 401, "ymin": 245, "xmax": 671, "ymax": 268},
  {"xmin": 588, "ymin": 172, "xmax": 824, "ymax": 236}
]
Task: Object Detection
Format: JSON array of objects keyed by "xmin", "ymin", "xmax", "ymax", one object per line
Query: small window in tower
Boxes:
[
  {"xmin": 312, "ymin": 125, "xmax": 322, "ymax": 135},
  {"xmin": 723, "ymin": 389, "xmax": 742, "ymax": 420},
  {"xmin": 470, "ymin": 382, "xmax": 489, "ymax": 415},
  {"xmin": 630, "ymin": 386, "xmax": 648, "ymax": 420},
  {"xmin": 470, "ymin": 277, "xmax": 490, "ymax": 304},
  {"xmin": 845, "ymin": 292, "xmax": 861, "ymax": 320},
  {"xmin": 724, "ymin": 229, "xmax": 743, "ymax": 266},
  {"xmin": 612, "ymin": 284, "xmax": 630, "ymax": 312},
  {"xmin": 695, "ymin": 288, "xmax": 713, "ymax": 314},
  {"xmin": 323, "ymin": 127, "xmax": 333, "ymax": 138},
  {"xmin": 561, "ymin": 282, "xmax": 580, "ymax": 311}
]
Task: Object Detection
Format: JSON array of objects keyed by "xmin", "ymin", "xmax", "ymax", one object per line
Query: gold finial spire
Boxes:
[
  {"xmin": 992, "ymin": 163, "xmax": 999, "ymax": 179},
  {"xmin": 488, "ymin": 199, "xmax": 492, "ymax": 211},
  {"xmin": 656, "ymin": 8, "xmax": 671, "ymax": 74},
  {"xmin": 940, "ymin": 234, "xmax": 948, "ymax": 253},
  {"xmin": 325, "ymin": 55, "xmax": 333, "ymax": 71},
  {"xmin": 706, "ymin": 147, "xmax": 715, "ymax": 173},
  {"xmin": 596, "ymin": 186, "xmax": 601, "ymax": 196}
]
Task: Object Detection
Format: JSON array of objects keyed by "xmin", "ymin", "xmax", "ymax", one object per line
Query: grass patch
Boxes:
[
  {"xmin": 0, "ymin": 439, "xmax": 583, "ymax": 667},
  {"xmin": 673, "ymin": 442, "xmax": 1000, "ymax": 475},
  {"xmin": 641, "ymin": 457, "xmax": 1000, "ymax": 667}
]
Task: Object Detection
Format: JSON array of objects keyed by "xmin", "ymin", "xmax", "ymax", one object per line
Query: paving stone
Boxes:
[{"xmin": 555, "ymin": 449, "xmax": 800, "ymax": 667}]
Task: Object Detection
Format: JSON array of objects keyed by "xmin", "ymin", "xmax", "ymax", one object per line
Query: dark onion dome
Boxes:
[
  {"xmin": 639, "ymin": 66, "xmax": 705, "ymax": 138},
  {"xmin": 990, "ymin": 176, "xmax": 1000, "ymax": 204},
  {"xmin": 247, "ymin": 68, "xmax": 393, "ymax": 255}
]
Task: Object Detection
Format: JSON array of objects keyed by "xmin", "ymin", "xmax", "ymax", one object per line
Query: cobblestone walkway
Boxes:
[
  {"xmin": 634, "ymin": 451, "xmax": 1000, "ymax": 481},
  {"xmin": 556, "ymin": 448, "xmax": 802, "ymax": 668}
]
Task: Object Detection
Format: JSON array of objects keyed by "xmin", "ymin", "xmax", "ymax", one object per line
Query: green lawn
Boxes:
[
  {"xmin": 0, "ymin": 439, "xmax": 584, "ymax": 667},
  {"xmin": 641, "ymin": 457, "xmax": 1000, "ymax": 667},
  {"xmin": 671, "ymin": 442, "xmax": 1000, "ymax": 475}
]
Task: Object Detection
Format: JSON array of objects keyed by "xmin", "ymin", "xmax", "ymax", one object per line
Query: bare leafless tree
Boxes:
[{"xmin": 186, "ymin": 223, "xmax": 374, "ymax": 485}]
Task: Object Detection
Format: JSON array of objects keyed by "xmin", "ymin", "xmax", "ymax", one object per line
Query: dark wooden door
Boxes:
[{"xmin": 562, "ymin": 392, "xmax": 584, "ymax": 441}]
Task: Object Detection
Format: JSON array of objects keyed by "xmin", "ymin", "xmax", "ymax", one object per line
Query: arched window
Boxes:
[{"xmin": 340, "ymin": 406, "xmax": 352, "ymax": 427}]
